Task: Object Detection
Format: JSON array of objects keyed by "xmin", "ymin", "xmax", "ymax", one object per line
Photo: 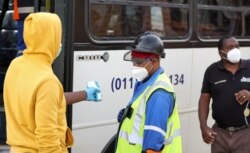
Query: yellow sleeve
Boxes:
[{"xmin": 34, "ymin": 79, "xmax": 63, "ymax": 153}]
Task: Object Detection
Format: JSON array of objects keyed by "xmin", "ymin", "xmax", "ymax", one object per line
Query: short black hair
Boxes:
[{"xmin": 217, "ymin": 35, "xmax": 234, "ymax": 51}]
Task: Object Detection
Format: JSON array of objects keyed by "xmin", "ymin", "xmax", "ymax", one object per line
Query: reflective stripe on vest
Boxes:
[
  {"xmin": 144, "ymin": 125, "xmax": 166, "ymax": 136},
  {"xmin": 119, "ymin": 130, "xmax": 143, "ymax": 145},
  {"xmin": 14, "ymin": 0, "xmax": 34, "ymax": 20},
  {"xmin": 165, "ymin": 128, "xmax": 181, "ymax": 145},
  {"xmin": 119, "ymin": 80, "xmax": 177, "ymax": 143},
  {"xmin": 15, "ymin": 0, "xmax": 47, "ymax": 20},
  {"xmin": 18, "ymin": 7, "xmax": 34, "ymax": 14}
]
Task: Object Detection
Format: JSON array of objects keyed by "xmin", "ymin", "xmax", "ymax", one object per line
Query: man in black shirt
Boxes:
[{"xmin": 198, "ymin": 36, "xmax": 250, "ymax": 153}]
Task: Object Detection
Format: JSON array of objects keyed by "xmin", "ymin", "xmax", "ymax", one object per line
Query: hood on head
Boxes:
[{"xmin": 23, "ymin": 12, "xmax": 62, "ymax": 64}]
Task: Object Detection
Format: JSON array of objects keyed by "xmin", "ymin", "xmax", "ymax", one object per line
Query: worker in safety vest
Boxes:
[{"xmin": 115, "ymin": 31, "xmax": 182, "ymax": 153}]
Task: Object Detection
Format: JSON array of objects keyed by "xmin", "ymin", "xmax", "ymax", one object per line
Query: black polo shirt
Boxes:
[{"xmin": 201, "ymin": 59, "xmax": 250, "ymax": 127}]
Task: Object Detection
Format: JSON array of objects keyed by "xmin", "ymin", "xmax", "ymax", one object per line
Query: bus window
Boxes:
[
  {"xmin": 151, "ymin": 6, "xmax": 164, "ymax": 35},
  {"xmin": 198, "ymin": 0, "xmax": 250, "ymax": 38},
  {"xmin": 89, "ymin": 0, "xmax": 190, "ymax": 40}
]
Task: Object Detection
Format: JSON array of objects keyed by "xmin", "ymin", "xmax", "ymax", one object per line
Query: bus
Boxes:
[{"xmin": 0, "ymin": 0, "xmax": 250, "ymax": 153}]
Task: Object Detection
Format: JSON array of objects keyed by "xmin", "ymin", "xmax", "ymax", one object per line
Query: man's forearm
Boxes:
[{"xmin": 64, "ymin": 91, "xmax": 87, "ymax": 105}]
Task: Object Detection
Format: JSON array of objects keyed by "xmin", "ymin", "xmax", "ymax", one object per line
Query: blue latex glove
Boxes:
[
  {"xmin": 117, "ymin": 108, "xmax": 125, "ymax": 123},
  {"xmin": 86, "ymin": 81, "xmax": 102, "ymax": 102}
]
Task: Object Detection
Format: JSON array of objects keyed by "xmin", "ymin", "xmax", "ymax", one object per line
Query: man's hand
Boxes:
[
  {"xmin": 201, "ymin": 126, "xmax": 217, "ymax": 144},
  {"xmin": 235, "ymin": 89, "xmax": 250, "ymax": 105},
  {"xmin": 86, "ymin": 81, "xmax": 102, "ymax": 102}
]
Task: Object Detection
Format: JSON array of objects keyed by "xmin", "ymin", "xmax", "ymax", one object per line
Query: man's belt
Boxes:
[{"xmin": 219, "ymin": 124, "xmax": 249, "ymax": 132}]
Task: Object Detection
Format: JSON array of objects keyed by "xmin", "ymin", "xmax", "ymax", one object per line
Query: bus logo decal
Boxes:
[{"xmin": 76, "ymin": 52, "xmax": 109, "ymax": 62}]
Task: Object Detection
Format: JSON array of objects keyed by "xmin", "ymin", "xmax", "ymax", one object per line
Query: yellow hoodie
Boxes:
[{"xmin": 4, "ymin": 12, "xmax": 73, "ymax": 153}]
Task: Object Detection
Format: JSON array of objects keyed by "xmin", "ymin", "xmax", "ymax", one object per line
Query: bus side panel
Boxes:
[
  {"xmin": 163, "ymin": 48, "xmax": 210, "ymax": 153},
  {"xmin": 71, "ymin": 49, "xmax": 209, "ymax": 153},
  {"xmin": 189, "ymin": 48, "xmax": 220, "ymax": 153},
  {"xmin": 72, "ymin": 50, "xmax": 133, "ymax": 153},
  {"xmin": 70, "ymin": 47, "xmax": 250, "ymax": 153}
]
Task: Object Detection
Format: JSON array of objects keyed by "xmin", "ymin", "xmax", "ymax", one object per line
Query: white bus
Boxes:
[{"xmin": 0, "ymin": 0, "xmax": 250, "ymax": 153}]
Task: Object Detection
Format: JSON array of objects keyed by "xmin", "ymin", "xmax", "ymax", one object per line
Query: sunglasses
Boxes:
[{"xmin": 132, "ymin": 58, "xmax": 150, "ymax": 65}]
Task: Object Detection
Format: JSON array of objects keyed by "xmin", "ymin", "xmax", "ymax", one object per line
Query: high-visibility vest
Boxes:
[
  {"xmin": 116, "ymin": 73, "xmax": 182, "ymax": 153},
  {"xmin": 14, "ymin": 0, "xmax": 46, "ymax": 20}
]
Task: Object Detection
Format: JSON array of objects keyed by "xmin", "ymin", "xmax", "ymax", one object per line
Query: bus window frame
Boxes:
[
  {"xmin": 85, "ymin": 0, "xmax": 192, "ymax": 45},
  {"xmin": 197, "ymin": 3, "xmax": 250, "ymax": 42}
]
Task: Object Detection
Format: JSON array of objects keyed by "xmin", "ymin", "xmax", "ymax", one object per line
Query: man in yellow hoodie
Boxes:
[{"xmin": 3, "ymin": 12, "xmax": 101, "ymax": 152}]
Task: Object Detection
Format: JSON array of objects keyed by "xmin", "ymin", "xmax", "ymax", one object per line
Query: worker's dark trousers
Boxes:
[{"xmin": 211, "ymin": 124, "xmax": 250, "ymax": 153}]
